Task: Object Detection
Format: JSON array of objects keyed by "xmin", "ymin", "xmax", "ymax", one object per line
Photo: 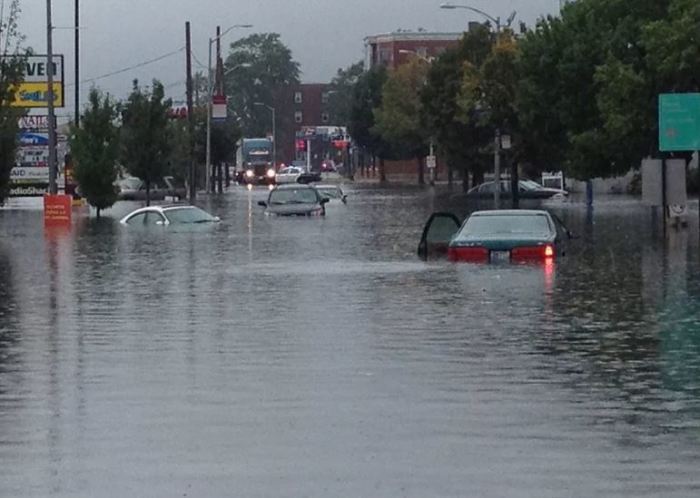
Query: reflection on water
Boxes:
[{"xmin": 0, "ymin": 189, "xmax": 700, "ymax": 497}]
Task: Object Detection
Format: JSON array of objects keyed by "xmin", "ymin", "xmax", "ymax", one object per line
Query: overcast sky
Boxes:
[{"xmin": 17, "ymin": 0, "xmax": 560, "ymax": 116}]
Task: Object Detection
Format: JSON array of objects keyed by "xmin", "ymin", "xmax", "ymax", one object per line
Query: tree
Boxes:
[
  {"xmin": 348, "ymin": 65, "xmax": 392, "ymax": 181},
  {"xmin": 120, "ymin": 80, "xmax": 172, "ymax": 206},
  {"xmin": 373, "ymin": 59, "xmax": 430, "ymax": 184},
  {"xmin": 0, "ymin": 1, "xmax": 26, "ymax": 204},
  {"xmin": 223, "ymin": 33, "xmax": 300, "ymax": 137},
  {"xmin": 69, "ymin": 89, "xmax": 119, "ymax": 218},
  {"xmin": 517, "ymin": 0, "xmax": 672, "ymax": 180},
  {"xmin": 328, "ymin": 61, "xmax": 365, "ymax": 126},
  {"xmin": 421, "ymin": 25, "xmax": 496, "ymax": 190}
]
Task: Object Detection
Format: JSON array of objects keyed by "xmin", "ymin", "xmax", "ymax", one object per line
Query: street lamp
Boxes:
[
  {"xmin": 206, "ymin": 23, "xmax": 252, "ymax": 194},
  {"xmin": 440, "ymin": 3, "xmax": 516, "ymax": 207},
  {"xmin": 397, "ymin": 49, "xmax": 433, "ymax": 64},
  {"xmin": 253, "ymin": 102, "xmax": 276, "ymax": 169},
  {"xmin": 440, "ymin": 2, "xmax": 514, "ymax": 32}
]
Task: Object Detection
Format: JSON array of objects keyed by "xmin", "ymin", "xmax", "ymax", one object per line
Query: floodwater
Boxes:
[{"xmin": 1, "ymin": 185, "xmax": 700, "ymax": 497}]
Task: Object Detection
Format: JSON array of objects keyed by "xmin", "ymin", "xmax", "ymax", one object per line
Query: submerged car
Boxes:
[
  {"xmin": 314, "ymin": 185, "xmax": 347, "ymax": 204},
  {"xmin": 119, "ymin": 205, "xmax": 220, "ymax": 226},
  {"xmin": 418, "ymin": 209, "xmax": 574, "ymax": 263},
  {"xmin": 258, "ymin": 184, "xmax": 328, "ymax": 216},
  {"xmin": 466, "ymin": 180, "xmax": 568, "ymax": 200}
]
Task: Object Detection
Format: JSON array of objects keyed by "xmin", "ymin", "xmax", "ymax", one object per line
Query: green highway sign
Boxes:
[{"xmin": 659, "ymin": 93, "xmax": 700, "ymax": 152}]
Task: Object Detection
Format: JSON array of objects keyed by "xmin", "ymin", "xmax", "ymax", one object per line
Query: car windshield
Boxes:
[
  {"xmin": 456, "ymin": 214, "xmax": 553, "ymax": 239},
  {"xmin": 269, "ymin": 188, "xmax": 318, "ymax": 205},
  {"xmin": 520, "ymin": 180, "xmax": 544, "ymax": 190},
  {"xmin": 164, "ymin": 207, "xmax": 217, "ymax": 224},
  {"xmin": 316, "ymin": 187, "xmax": 341, "ymax": 199},
  {"xmin": 119, "ymin": 177, "xmax": 141, "ymax": 190}
]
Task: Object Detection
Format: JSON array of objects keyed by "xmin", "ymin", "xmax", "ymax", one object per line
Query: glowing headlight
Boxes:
[
  {"xmin": 266, "ymin": 168, "xmax": 276, "ymax": 178},
  {"xmin": 245, "ymin": 170, "xmax": 254, "ymax": 178}
]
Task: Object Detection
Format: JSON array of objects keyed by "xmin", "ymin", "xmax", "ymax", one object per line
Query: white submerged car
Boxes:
[
  {"xmin": 119, "ymin": 205, "xmax": 220, "ymax": 226},
  {"xmin": 275, "ymin": 167, "xmax": 303, "ymax": 184}
]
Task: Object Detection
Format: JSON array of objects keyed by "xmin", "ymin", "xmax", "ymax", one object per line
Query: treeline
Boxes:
[{"xmin": 332, "ymin": 0, "xmax": 700, "ymax": 187}]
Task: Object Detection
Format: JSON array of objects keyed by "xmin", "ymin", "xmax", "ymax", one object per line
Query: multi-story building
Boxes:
[
  {"xmin": 277, "ymin": 83, "xmax": 336, "ymax": 166},
  {"xmin": 364, "ymin": 30, "xmax": 463, "ymax": 70}
]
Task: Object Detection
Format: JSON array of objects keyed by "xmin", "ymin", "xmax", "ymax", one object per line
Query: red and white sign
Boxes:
[
  {"xmin": 212, "ymin": 95, "xmax": 227, "ymax": 120},
  {"xmin": 44, "ymin": 194, "xmax": 72, "ymax": 226}
]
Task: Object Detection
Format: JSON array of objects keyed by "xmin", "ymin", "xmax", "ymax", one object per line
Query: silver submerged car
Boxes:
[{"xmin": 119, "ymin": 205, "xmax": 220, "ymax": 226}]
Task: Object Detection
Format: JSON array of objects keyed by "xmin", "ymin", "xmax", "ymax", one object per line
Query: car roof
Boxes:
[
  {"xmin": 314, "ymin": 184, "xmax": 341, "ymax": 189},
  {"xmin": 471, "ymin": 209, "xmax": 551, "ymax": 217},
  {"xmin": 274, "ymin": 184, "xmax": 315, "ymax": 190}
]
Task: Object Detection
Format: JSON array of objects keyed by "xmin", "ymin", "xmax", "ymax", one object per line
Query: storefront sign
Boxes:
[{"xmin": 2, "ymin": 55, "xmax": 65, "ymax": 108}]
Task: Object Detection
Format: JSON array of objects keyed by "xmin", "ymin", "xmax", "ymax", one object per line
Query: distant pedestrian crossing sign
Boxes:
[{"xmin": 659, "ymin": 93, "xmax": 700, "ymax": 151}]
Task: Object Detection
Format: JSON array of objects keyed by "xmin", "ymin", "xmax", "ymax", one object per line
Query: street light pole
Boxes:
[
  {"xmin": 46, "ymin": 0, "xmax": 58, "ymax": 195},
  {"xmin": 205, "ymin": 23, "xmax": 252, "ymax": 194},
  {"xmin": 440, "ymin": 2, "xmax": 516, "ymax": 207}
]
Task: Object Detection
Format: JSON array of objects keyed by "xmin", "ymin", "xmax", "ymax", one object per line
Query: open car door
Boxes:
[{"xmin": 417, "ymin": 212, "xmax": 462, "ymax": 260}]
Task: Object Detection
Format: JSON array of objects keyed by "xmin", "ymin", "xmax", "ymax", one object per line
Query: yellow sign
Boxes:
[{"xmin": 12, "ymin": 82, "xmax": 64, "ymax": 108}]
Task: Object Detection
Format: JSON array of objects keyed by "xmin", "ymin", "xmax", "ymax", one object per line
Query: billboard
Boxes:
[
  {"xmin": 2, "ymin": 55, "xmax": 65, "ymax": 108},
  {"xmin": 8, "ymin": 116, "xmax": 68, "ymax": 197}
]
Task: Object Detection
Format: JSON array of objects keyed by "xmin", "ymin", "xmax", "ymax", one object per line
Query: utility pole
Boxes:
[
  {"xmin": 216, "ymin": 26, "xmax": 223, "ymax": 193},
  {"xmin": 494, "ymin": 128, "xmax": 501, "ymax": 208},
  {"xmin": 46, "ymin": 0, "xmax": 58, "ymax": 195},
  {"xmin": 74, "ymin": 0, "xmax": 79, "ymax": 126},
  {"xmin": 185, "ymin": 22, "xmax": 196, "ymax": 201}
]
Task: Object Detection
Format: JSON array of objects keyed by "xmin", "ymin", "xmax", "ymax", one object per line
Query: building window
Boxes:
[
  {"xmin": 321, "ymin": 92, "xmax": 330, "ymax": 104},
  {"xmin": 295, "ymin": 111, "xmax": 303, "ymax": 123},
  {"xmin": 321, "ymin": 112, "xmax": 329, "ymax": 123},
  {"xmin": 294, "ymin": 92, "xmax": 303, "ymax": 104}
]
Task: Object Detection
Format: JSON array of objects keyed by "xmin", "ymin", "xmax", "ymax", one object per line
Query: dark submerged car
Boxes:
[
  {"xmin": 466, "ymin": 180, "xmax": 568, "ymax": 200},
  {"xmin": 258, "ymin": 184, "xmax": 328, "ymax": 216},
  {"xmin": 418, "ymin": 210, "xmax": 574, "ymax": 263}
]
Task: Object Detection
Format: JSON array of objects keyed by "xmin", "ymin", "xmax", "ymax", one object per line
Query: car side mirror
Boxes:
[
  {"xmin": 567, "ymin": 230, "xmax": 578, "ymax": 239},
  {"xmin": 214, "ymin": 216, "xmax": 221, "ymax": 222},
  {"xmin": 258, "ymin": 201, "xmax": 267, "ymax": 207},
  {"xmin": 320, "ymin": 198, "xmax": 329, "ymax": 205},
  {"xmin": 342, "ymin": 195, "xmax": 348, "ymax": 203}
]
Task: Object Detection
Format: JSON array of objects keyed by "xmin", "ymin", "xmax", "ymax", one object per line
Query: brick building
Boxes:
[
  {"xmin": 276, "ymin": 83, "xmax": 335, "ymax": 165},
  {"xmin": 364, "ymin": 31, "xmax": 463, "ymax": 70}
]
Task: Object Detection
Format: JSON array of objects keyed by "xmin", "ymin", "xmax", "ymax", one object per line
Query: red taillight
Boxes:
[
  {"xmin": 448, "ymin": 246, "xmax": 489, "ymax": 262},
  {"xmin": 511, "ymin": 244, "xmax": 555, "ymax": 261}
]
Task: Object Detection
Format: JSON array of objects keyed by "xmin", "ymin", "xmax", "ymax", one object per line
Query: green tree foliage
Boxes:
[
  {"xmin": 517, "ymin": 0, "xmax": 672, "ymax": 179},
  {"xmin": 421, "ymin": 25, "xmax": 495, "ymax": 188},
  {"xmin": 224, "ymin": 33, "xmax": 300, "ymax": 137},
  {"xmin": 120, "ymin": 80, "xmax": 172, "ymax": 206},
  {"xmin": 373, "ymin": 59, "xmax": 430, "ymax": 184},
  {"xmin": 0, "ymin": 1, "xmax": 26, "ymax": 203},
  {"xmin": 69, "ymin": 89, "xmax": 119, "ymax": 218},
  {"xmin": 328, "ymin": 61, "xmax": 365, "ymax": 126},
  {"xmin": 348, "ymin": 65, "xmax": 393, "ymax": 181}
]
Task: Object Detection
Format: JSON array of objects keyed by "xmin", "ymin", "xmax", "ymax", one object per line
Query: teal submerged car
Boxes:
[{"xmin": 418, "ymin": 210, "xmax": 574, "ymax": 263}]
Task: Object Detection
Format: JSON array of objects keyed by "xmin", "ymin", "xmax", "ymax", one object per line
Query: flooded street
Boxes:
[{"xmin": 2, "ymin": 186, "xmax": 700, "ymax": 497}]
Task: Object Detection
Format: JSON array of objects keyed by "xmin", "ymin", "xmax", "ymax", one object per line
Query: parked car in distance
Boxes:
[
  {"xmin": 296, "ymin": 170, "xmax": 322, "ymax": 184},
  {"xmin": 117, "ymin": 176, "xmax": 187, "ymax": 201},
  {"xmin": 258, "ymin": 184, "xmax": 329, "ymax": 216},
  {"xmin": 466, "ymin": 180, "xmax": 568, "ymax": 200},
  {"xmin": 276, "ymin": 166, "xmax": 303, "ymax": 184},
  {"xmin": 418, "ymin": 209, "xmax": 574, "ymax": 263},
  {"xmin": 314, "ymin": 185, "xmax": 347, "ymax": 204},
  {"xmin": 120, "ymin": 205, "xmax": 220, "ymax": 226}
]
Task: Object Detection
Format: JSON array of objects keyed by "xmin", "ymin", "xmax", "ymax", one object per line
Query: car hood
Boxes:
[
  {"xmin": 450, "ymin": 234, "xmax": 555, "ymax": 251},
  {"xmin": 266, "ymin": 203, "xmax": 321, "ymax": 216}
]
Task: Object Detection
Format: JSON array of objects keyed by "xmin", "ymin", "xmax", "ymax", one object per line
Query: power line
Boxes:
[
  {"xmin": 64, "ymin": 46, "xmax": 186, "ymax": 87},
  {"xmin": 191, "ymin": 51, "xmax": 207, "ymax": 70}
]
